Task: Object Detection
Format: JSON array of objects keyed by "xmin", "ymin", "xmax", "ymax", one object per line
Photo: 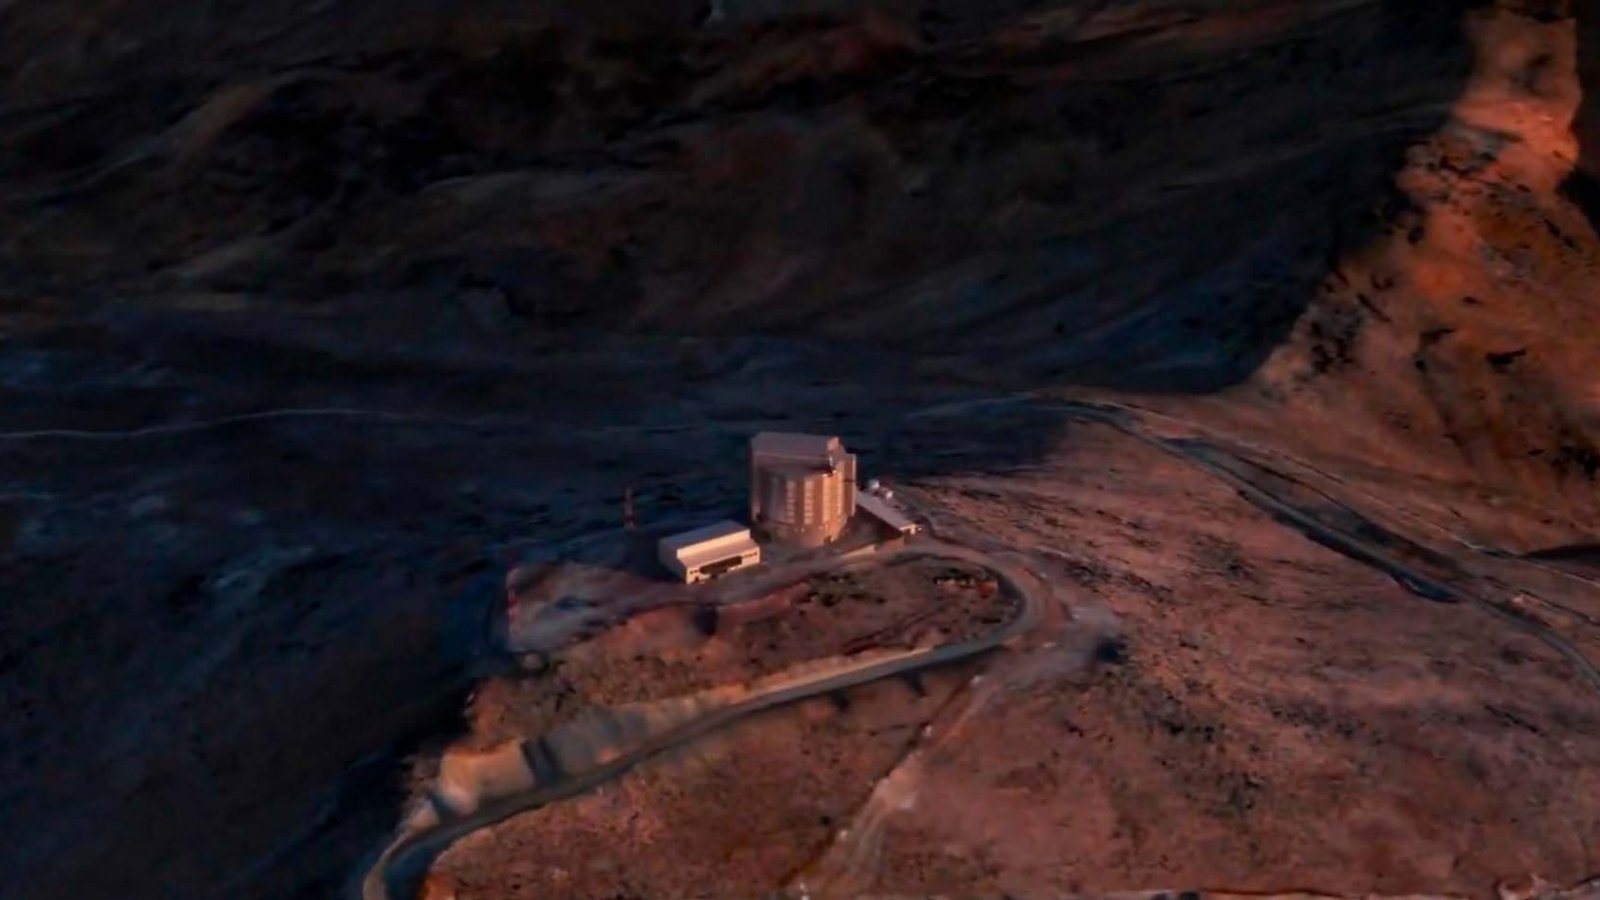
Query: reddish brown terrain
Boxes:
[
  {"xmin": 2, "ymin": 2, "xmax": 1599, "ymax": 900},
  {"xmin": 1171, "ymin": 3, "xmax": 1600, "ymax": 545},
  {"xmin": 466, "ymin": 559, "xmax": 1007, "ymax": 746},
  {"xmin": 855, "ymin": 422, "xmax": 1600, "ymax": 898},
  {"xmin": 426, "ymin": 562, "xmax": 1005, "ymax": 899}
]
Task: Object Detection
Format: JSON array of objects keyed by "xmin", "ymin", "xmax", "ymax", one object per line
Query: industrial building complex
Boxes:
[{"xmin": 654, "ymin": 432, "xmax": 918, "ymax": 583}]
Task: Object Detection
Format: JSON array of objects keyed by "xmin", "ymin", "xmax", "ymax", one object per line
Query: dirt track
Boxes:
[
  {"xmin": 363, "ymin": 539, "xmax": 1056, "ymax": 900},
  {"xmin": 3, "ymin": 3, "xmax": 1599, "ymax": 898}
]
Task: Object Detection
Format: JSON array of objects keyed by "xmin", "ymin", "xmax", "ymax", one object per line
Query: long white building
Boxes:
[{"xmin": 657, "ymin": 520, "xmax": 762, "ymax": 584}]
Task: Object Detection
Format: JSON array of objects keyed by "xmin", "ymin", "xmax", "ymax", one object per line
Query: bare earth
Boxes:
[
  {"xmin": 432, "ymin": 560, "xmax": 1008, "ymax": 900},
  {"xmin": 419, "ymin": 418, "xmax": 1600, "ymax": 900}
]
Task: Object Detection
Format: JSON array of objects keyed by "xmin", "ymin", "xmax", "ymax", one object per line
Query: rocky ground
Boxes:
[
  {"xmin": 862, "ymin": 420, "xmax": 1600, "ymax": 899},
  {"xmin": 2, "ymin": 2, "xmax": 1600, "ymax": 900},
  {"xmin": 425, "ymin": 408, "xmax": 1600, "ymax": 899},
  {"xmin": 434, "ymin": 665, "xmax": 986, "ymax": 900},
  {"xmin": 426, "ymin": 560, "xmax": 1008, "ymax": 899},
  {"xmin": 463, "ymin": 558, "xmax": 1009, "ymax": 747},
  {"xmin": 0, "ymin": 327, "xmax": 1005, "ymax": 900}
]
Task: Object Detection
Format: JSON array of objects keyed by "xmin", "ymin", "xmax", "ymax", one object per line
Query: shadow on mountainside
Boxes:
[
  {"xmin": 1565, "ymin": 0, "xmax": 1600, "ymax": 225},
  {"xmin": 0, "ymin": 2, "xmax": 1481, "ymax": 394}
]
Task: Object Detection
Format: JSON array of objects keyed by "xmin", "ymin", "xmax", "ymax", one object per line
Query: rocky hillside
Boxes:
[
  {"xmin": 1186, "ymin": 0, "xmax": 1600, "ymax": 539},
  {"xmin": 5, "ymin": 1, "xmax": 1594, "ymax": 514}
]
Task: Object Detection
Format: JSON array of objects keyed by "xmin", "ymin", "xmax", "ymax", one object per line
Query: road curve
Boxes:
[{"xmin": 362, "ymin": 541, "xmax": 1046, "ymax": 900}]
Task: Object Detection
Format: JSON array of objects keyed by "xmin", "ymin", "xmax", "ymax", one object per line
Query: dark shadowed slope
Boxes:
[
  {"xmin": 1568, "ymin": 0, "xmax": 1600, "ymax": 222},
  {"xmin": 0, "ymin": 1, "xmax": 1477, "ymax": 393}
]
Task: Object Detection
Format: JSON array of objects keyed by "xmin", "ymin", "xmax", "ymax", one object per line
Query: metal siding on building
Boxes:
[{"xmin": 748, "ymin": 433, "xmax": 858, "ymax": 546}]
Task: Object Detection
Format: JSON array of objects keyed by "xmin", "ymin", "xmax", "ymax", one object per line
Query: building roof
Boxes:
[
  {"xmin": 679, "ymin": 532, "xmax": 761, "ymax": 570},
  {"xmin": 750, "ymin": 432, "xmax": 842, "ymax": 461},
  {"xmin": 658, "ymin": 519, "xmax": 752, "ymax": 554},
  {"xmin": 759, "ymin": 460, "xmax": 835, "ymax": 479},
  {"xmin": 857, "ymin": 493, "xmax": 917, "ymax": 533}
]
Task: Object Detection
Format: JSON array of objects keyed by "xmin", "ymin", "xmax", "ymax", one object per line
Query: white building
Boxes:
[
  {"xmin": 658, "ymin": 520, "xmax": 762, "ymax": 584},
  {"xmin": 857, "ymin": 491, "xmax": 921, "ymax": 536}
]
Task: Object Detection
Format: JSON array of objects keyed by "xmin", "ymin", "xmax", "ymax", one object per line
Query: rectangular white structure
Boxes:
[
  {"xmin": 857, "ymin": 492, "xmax": 921, "ymax": 536},
  {"xmin": 658, "ymin": 520, "xmax": 762, "ymax": 584}
]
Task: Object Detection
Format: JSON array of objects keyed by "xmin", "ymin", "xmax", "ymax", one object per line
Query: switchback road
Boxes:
[{"xmin": 362, "ymin": 540, "xmax": 1050, "ymax": 900}]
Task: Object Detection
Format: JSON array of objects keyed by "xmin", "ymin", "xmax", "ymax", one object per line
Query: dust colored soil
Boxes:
[
  {"xmin": 431, "ymin": 670, "xmax": 983, "ymax": 899},
  {"xmin": 462, "ymin": 557, "xmax": 1008, "ymax": 748},
  {"xmin": 428, "ymin": 562, "xmax": 1006, "ymax": 899}
]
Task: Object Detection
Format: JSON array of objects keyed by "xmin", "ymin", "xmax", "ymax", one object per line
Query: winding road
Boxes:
[{"xmin": 361, "ymin": 540, "xmax": 1051, "ymax": 900}]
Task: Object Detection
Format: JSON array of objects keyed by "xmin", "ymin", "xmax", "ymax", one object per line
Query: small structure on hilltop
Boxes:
[
  {"xmin": 749, "ymin": 432, "xmax": 858, "ymax": 548},
  {"xmin": 658, "ymin": 520, "xmax": 762, "ymax": 584}
]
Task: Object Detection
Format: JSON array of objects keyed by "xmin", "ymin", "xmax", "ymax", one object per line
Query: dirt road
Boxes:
[{"xmin": 362, "ymin": 539, "xmax": 1052, "ymax": 900}]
